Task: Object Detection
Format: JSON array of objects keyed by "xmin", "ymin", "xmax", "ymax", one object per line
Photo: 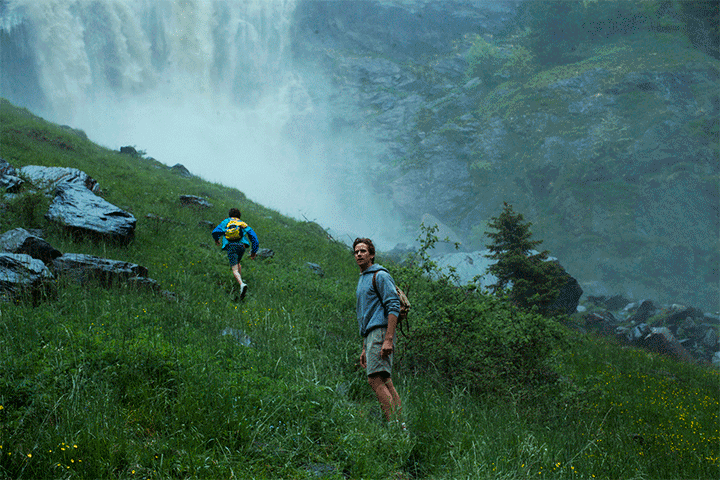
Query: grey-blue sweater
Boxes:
[{"xmin": 356, "ymin": 264, "xmax": 401, "ymax": 337}]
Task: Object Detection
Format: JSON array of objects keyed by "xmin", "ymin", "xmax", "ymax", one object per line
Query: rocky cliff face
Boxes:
[{"xmin": 289, "ymin": 0, "xmax": 719, "ymax": 311}]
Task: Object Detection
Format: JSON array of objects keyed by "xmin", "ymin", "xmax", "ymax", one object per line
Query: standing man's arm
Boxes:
[
  {"xmin": 360, "ymin": 347, "xmax": 367, "ymax": 368},
  {"xmin": 381, "ymin": 313, "xmax": 398, "ymax": 358}
]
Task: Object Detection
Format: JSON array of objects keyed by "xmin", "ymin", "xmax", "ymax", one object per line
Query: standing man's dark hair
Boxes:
[
  {"xmin": 353, "ymin": 237, "xmax": 405, "ymax": 430},
  {"xmin": 211, "ymin": 207, "xmax": 259, "ymax": 300}
]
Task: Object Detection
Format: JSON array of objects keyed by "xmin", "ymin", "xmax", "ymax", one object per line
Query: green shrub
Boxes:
[
  {"xmin": 1, "ymin": 190, "xmax": 50, "ymax": 230},
  {"xmin": 393, "ymin": 225, "xmax": 567, "ymax": 399},
  {"xmin": 401, "ymin": 282, "xmax": 566, "ymax": 397}
]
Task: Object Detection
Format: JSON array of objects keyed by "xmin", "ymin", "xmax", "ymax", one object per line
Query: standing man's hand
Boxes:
[
  {"xmin": 215, "ymin": 239, "xmax": 220, "ymax": 247},
  {"xmin": 360, "ymin": 348, "xmax": 367, "ymax": 368},
  {"xmin": 381, "ymin": 338, "xmax": 394, "ymax": 358},
  {"xmin": 250, "ymin": 253, "xmax": 257, "ymax": 260},
  {"xmin": 381, "ymin": 313, "xmax": 398, "ymax": 358}
]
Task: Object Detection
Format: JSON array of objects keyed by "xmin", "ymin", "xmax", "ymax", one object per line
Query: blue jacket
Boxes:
[
  {"xmin": 356, "ymin": 264, "xmax": 401, "ymax": 337},
  {"xmin": 211, "ymin": 217, "xmax": 259, "ymax": 254}
]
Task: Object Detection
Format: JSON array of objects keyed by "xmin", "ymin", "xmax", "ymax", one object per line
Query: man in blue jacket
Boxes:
[
  {"xmin": 353, "ymin": 237, "xmax": 404, "ymax": 428},
  {"xmin": 212, "ymin": 208, "xmax": 259, "ymax": 299}
]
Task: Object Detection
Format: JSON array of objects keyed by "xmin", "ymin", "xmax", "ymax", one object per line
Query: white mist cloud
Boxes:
[
  {"xmin": 3, "ymin": 0, "xmax": 407, "ymax": 250},
  {"xmin": 61, "ymin": 76, "xmax": 405, "ymax": 250}
]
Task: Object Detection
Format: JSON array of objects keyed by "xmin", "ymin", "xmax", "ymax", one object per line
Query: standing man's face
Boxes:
[{"xmin": 354, "ymin": 243, "xmax": 374, "ymax": 272}]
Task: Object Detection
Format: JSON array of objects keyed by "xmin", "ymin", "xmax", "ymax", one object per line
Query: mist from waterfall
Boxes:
[{"xmin": 0, "ymin": 0, "xmax": 403, "ymax": 248}]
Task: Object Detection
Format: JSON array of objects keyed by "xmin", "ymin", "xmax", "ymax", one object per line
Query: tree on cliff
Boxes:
[{"xmin": 485, "ymin": 202, "xmax": 565, "ymax": 316}]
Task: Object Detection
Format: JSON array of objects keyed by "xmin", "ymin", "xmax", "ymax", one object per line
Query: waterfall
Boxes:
[
  {"xmin": 1, "ymin": 0, "xmax": 298, "ymax": 114},
  {"xmin": 0, "ymin": 0, "xmax": 402, "ymax": 243}
]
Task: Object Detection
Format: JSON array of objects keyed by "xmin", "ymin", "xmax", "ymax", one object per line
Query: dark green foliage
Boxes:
[
  {"xmin": 2, "ymin": 189, "xmax": 49, "ymax": 230},
  {"xmin": 521, "ymin": 0, "xmax": 653, "ymax": 64},
  {"xmin": 520, "ymin": 0, "xmax": 719, "ymax": 64},
  {"xmin": 395, "ymin": 224, "xmax": 566, "ymax": 398},
  {"xmin": 485, "ymin": 202, "xmax": 565, "ymax": 315}
]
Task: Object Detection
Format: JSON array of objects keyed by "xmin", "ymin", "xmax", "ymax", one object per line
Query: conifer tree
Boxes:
[{"xmin": 485, "ymin": 202, "xmax": 565, "ymax": 315}]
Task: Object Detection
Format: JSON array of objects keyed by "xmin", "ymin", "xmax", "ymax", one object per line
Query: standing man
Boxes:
[
  {"xmin": 353, "ymin": 237, "xmax": 405, "ymax": 429},
  {"xmin": 212, "ymin": 208, "xmax": 259, "ymax": 299}
]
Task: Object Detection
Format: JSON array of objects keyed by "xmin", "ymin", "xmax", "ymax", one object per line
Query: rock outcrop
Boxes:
[
  {"xmin": 14, "ymin": 164, "xmax": 137, "ymax": 244},
  {"xmin": 581, "ymin": 297, "xmax": 720, "ymax": 366},
  {"xmin": 0, "ymin": 252, "xmax": 55, "ymax": 302},
  {"xmin": 20, "ymin": 165, "xmax": 100, "ymax": 195},
  {"xmin": 52, "ymin": 253, "xmax": 149, "ymax": 287},
  {"xmin": 46, "ymin": 182, "xmax": 136, "ymax": 245},
  {"xmin": 1, "ymin": 161, "xmax": 166, "ymax": 300},
  {"xmin": 0, "ymin": 158, "xmax": 23, "ymax": 193},
  {"xmin": 0, "ymin": 227, "xmax": 61, "ymax": 264}
]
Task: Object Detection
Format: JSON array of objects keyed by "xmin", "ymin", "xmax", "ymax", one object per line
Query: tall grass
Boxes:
[{"xmin": 1, "ymin": 98, "xmax": 718, "ymax": 479}]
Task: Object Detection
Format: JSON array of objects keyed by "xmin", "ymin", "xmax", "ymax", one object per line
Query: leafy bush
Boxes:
[
  {"xmin": 403, "ymin": 287, "xmax": 566, "ymax": 397},
  {"xmin": 393, "ymin": 225, "xmax": 567, "ymax": 399}
]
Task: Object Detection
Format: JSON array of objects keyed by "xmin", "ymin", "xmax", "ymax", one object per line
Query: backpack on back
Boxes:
[
  {"xmin": 372, "ymin": 271, "xmax": 411, "ymax": 334},
  {"xmin": 225, "ymin": 219, "xmax": 247, "ymax": 241}
]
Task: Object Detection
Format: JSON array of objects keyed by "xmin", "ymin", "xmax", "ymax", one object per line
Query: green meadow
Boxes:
[{"xmin": 0, "ymin": 98, "xmax": 718, "ymax": 479}]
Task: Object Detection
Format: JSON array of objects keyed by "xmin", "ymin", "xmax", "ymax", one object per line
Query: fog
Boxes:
[{"xmin": 0, "ymin": 0, "xmax": 405, "ymax": 249}]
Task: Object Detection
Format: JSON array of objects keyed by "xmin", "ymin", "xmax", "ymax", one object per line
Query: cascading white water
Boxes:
[{"xmin": 1, "ymin": 0, "xmax": 403, "ymax": 245}]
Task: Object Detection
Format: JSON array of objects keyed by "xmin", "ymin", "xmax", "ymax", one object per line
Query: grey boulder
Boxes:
[
  {"xmin": 0, "ymin": 227, "xmax": 62, "ymax": 263},
  {"xmin": 46, "ymin": 183, "xmax": 136, "ymax": 245}
]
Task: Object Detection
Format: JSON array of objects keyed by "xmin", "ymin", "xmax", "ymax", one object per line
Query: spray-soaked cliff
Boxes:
[{"xmin": 288, "ymin": 0, "xmax": 719, "ymax": 311}]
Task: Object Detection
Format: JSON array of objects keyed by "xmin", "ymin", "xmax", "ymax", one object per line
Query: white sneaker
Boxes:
[{"xmin": 240, "ymin": 283, "xmax": 248, "ymax": 300}]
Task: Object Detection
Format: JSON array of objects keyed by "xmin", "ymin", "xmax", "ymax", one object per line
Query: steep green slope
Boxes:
[{"xmin": 1, "ymin": 99, "xmax": 718, "ymax": 480}]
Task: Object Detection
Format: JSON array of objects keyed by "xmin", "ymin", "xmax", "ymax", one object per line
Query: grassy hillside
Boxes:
[{"xmin": 0, "ymin": 98, "xmax": 718, "ymax": 479}]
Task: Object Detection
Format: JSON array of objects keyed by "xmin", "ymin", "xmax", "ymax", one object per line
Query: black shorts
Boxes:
[{"xmin": 226, "ymin": 243, "xmax": 246, "ymax": 266}]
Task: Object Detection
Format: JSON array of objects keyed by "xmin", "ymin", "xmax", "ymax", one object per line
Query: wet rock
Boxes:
[
  {"xmin": 46, "ymin": 182, "xmax": 136, "ymax": 245},
  {"xmin": 589, "ymin": 311, "xmax": 623, "ymax": 337},
  {"xmin": 179, "ymin": 195, "xmax": 213, "ymax": 208},
  {"xmin": 171, "ymin": 164, "xmax": 193, "ymax": 178},
  {"xmin": 628, "ymin": 300, "xmax": 656, "ymax": 324},
  {"xmin": 0, "ymin": 158, "xmax": 24, "ymax": 193},
  {"xmin": 638, "ymin": 327, "xmax": 695, "ymax": 363},
  {"xmin": 119, "ymin": 145, "xmax": 140, "ymax": 156},
  {"xmin": 712, "ymin": 352, "xmax": 720, "ymax": 368},
  {"xmin": 0, "ymin": 252, "xmax": 55, "ymax": 302},
  {"xmin": 549, "ymin": 263, "xmax": 584, "ymax": 315},
  {"xmin": 126, "ymin": 276, "xmax": 161, "ymax": 293},
  {"xmin": 0, "ymin": 227, "xmax": 62, "ymax": 264},
  {"xmin": 52, "ymin": 253, "xmax": 148, "ymax": 287},
  {"xmin": 20, "ymin": 165, "xmax": 100, "ymax": 195},
  {"xmin": 306, "ymin": 262, "xmax": 324, "ymax": 277},
  {"xmin": 221, "ymin": 328, "xmax": 252, "ymax": 346}
]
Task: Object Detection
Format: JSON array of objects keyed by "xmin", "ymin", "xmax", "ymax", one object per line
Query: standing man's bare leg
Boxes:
[{"xmin": 368, "ymin": 374, "xmax": 401, "ymax": 421}]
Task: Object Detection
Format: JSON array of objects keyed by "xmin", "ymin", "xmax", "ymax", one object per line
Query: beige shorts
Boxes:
[{"xmin": 364, "ymin": 327, "xmax": 393, "ymax": 377}]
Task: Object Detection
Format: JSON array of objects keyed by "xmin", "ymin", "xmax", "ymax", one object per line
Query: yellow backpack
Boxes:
[{"xmin": 225, "ymin": 219, "xmax": 247, "ymax": 241}]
